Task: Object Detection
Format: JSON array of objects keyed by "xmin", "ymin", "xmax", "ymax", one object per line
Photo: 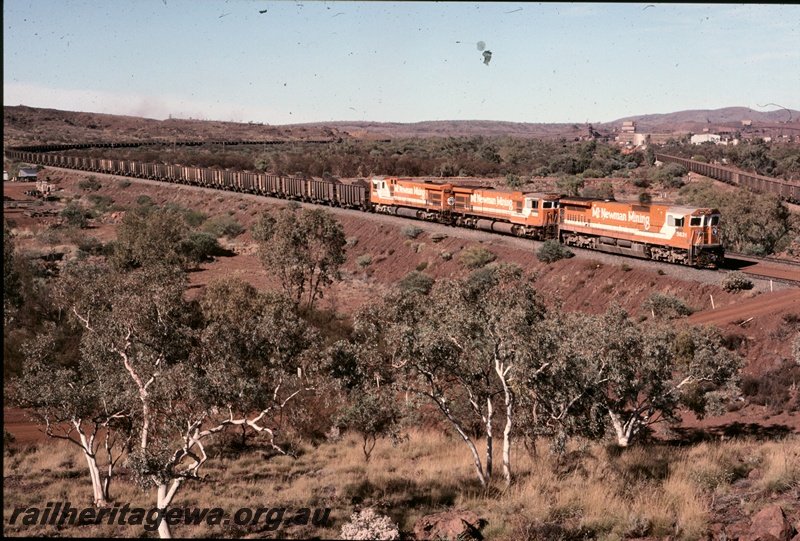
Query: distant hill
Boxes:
[
  {"xmin": 610, "ymin": 106, "xmax": 800, "ymax": 135},
  {"xmin": 4, "ymin": 105, "xmax": 799, "ymax": 147},
  {"xmin": 613, "ymin": 106, "xmax": 797, "ymax": 125}
]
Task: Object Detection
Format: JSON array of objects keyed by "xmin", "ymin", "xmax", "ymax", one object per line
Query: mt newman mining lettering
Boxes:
[{"xmin": 592, "ymin": 206, "xmax": 651, "ymax": 230}]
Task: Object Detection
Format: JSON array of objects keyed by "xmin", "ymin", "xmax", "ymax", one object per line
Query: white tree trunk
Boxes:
[
  {"xmin": 156, "ymin": 480, "xmax": 183, "ymax": 538},
  {"xmin": 608, "ymin": 410, "xmax": 634, "ymax": 447},
  {"xmin": 76, "ymin": 425, "xmax": 108, "ymax": 507},
  {"xmin": 485, "ymin": 397, "xmax": 493, "ymax": 479},
  {"xmin": 501, "ymin": 393, "xmax": 513, "ymax": 486},
  {"xmin": 82, "ymin": 450, "xmax": 108, "ymax": 507},
  {"xmin": 496, "ymin": 359, "xmax": 513, "ymax": 486}
]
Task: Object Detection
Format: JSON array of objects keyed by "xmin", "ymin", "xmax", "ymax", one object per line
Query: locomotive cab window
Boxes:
[
  {"xmin": 706, "ymin": 215, "xmax": 719, "ymax": 226},
  {"xmin": 542, "ymin": 201, "xmax": 554, "ymax": 209},
  {"xmin": 690, "ymin": 216, "xmax": 702, "ymax": 226},
  {"xmin": 529, "ymin": 199, "xmax": 539, "ymax": 209},
  {"xmin": 670, "ymin": 217, "xmax": 685, "ymax": 227}
]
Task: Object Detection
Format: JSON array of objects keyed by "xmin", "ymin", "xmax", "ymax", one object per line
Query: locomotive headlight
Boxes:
[{"xmin": 712, "ymin": 227, "xmax": 718, "ymax": 236}]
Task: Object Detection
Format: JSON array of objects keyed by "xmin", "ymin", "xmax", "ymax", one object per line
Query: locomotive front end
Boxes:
[{"xmin": 688, "ymin": 209, "xmax": 724, "ymax": 268}]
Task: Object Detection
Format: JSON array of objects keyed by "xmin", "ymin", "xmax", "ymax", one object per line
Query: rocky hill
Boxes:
[{"xmin": 5, "ymin": 105, "xmax": 800, "ymax": 148}]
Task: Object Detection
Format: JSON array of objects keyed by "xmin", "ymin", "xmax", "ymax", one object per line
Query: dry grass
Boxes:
[{"xmin": 3, "ymin": 432, "xmax": 799, "ymax": 539}]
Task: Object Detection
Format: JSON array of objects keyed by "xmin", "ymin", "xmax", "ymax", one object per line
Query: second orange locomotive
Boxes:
[{"xmin": 370, "ymin": 177, "xmax": 560, "ymax": 240}]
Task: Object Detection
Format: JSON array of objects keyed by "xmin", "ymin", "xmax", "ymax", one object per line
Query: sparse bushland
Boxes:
[{"xmin": 4, "ymin": 152, "xmax": 791, "ymax": 538}]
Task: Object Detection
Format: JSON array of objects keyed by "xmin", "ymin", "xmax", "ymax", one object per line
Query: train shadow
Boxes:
[{"xmin": 722, "ymin": 257, "xmax": 759, "ymax": 271}]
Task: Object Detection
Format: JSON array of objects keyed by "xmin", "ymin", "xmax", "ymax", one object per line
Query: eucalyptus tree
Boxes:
[
  {"xmin": 355, "ymin": 264, "xmax": 546, "ymax": 487},
  {"xmin": 581, "ymin": 305, "xmax": 743, "ymax": 447},
  {"xmin": 10, "ymin": 262, "xmax": 136, "ymax": 507},
  {"xmin": 433, "ymin": 264, "xmax": 546, "ymax": 485},
  {"xmin": 54, "ymin": 265, "xmax": 316, "ymax": 538},
  {"xmin": 14, "ymin": 323, "xmax": 133, "ymax": 507},
  {"xmin": 514, "ymin": 309, "xmax": 608, "ymax": 454},
  {"xmin": 256, "ymin": 207, "xmax": 347, "ymax": 310}
]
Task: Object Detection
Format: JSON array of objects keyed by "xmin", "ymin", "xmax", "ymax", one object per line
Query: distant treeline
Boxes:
[{"xmin": 60, "ymin": 136, "xmax": 799, "ymax": 182}]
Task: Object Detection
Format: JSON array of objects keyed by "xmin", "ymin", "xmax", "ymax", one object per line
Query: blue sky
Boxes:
[{"xmin": 4, "ymin": 1, "xmax": 799, "ymax": 125}]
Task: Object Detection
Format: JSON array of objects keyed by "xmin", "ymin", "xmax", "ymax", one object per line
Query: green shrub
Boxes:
[
  {"xmin": 642, "ymin": 292, "xmax": 695, "ymax": 320},
  {"xmin": 458, "ymin": 245, "xmax": 497, "ymax": 269},
  {"xmin": 397, "ymin": 271, "xmax": 435, "ymax": 295},
  {"xmin": 135, "ymin": 194, "xmax": 155, "ymax": 207},
  {"xmin": 398, "ymin": 271, "xmax": 435, "ymax": 295},
  {"xmin": 202, "ymin": 214, "xmax": 245, "ymax": 239},
  {"xmin": 182, "ymin": 208, "xmax": 208, "ymax": 228},
  {"xmin": 178, "ymin": 231, "xmax": 223, "ymax": 268},
  {"xmin": 118, "ymin": 180, "xmax": 131, "ymax": 189},
  {"xmin": 77, "ymin": 176, "xmax": 101, "ymax": 191},
  {"xmin": 356, "ymin": 254, "xmax": 372, "ymax": 269},
  {"xmin": 401, "ymin": 224, "xmax": 423, "ymax": 239},
  {"xmin": 430, "ymin": 232, "xmax": 448, "ymax": 243},
  {"xmin": 535, "ymin": 240, "xmax": 574, "ymax": 263},
  {"xmin": 505, "ymin": 173, "xmax": 524, "ymax": 188},
  {"xmin": 76, "ymin": 235, "xmax": 104, "ymax": 255},
  {"xmin": 555, "ymin": 175, "xmax": 585, "ymax": 196},
  {"xmin": 60, "ymin": 202, "xmax": 92, "ymax": 229},
  {"xmin": 722, "ymin": 271, "xmax": 753, "ymax": 292},
  {"xmin": 87, "ymin": 194, "xmax": 114, "ymax": 212}
]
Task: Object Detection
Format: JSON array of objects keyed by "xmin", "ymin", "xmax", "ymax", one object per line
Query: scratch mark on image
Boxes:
[{"xmin": 505, "ymin": 8, "xmax": 522, "ymax": 14}]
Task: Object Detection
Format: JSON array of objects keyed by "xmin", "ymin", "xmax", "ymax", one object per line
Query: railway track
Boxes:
[{"xmin": 723, "ymin": 253, "xmax": 800, "ymax": 286}]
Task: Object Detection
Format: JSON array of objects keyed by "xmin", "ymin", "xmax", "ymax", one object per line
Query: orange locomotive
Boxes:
[
  {"xmin": 370, "ymin": 177, "xmax": 560, "ymax": 240},
  {"xmin": 558, "ymin": 197, "xmax": 723, "ymax": 268}
]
